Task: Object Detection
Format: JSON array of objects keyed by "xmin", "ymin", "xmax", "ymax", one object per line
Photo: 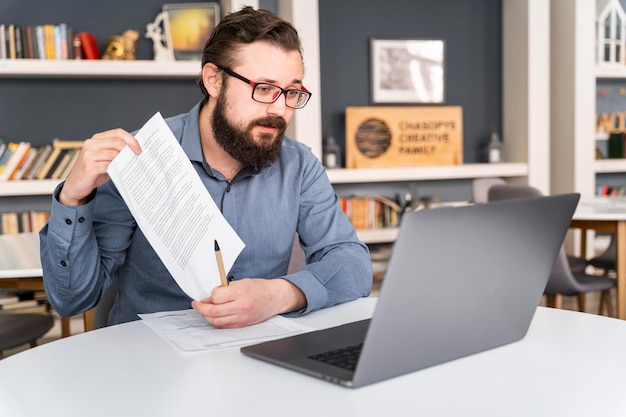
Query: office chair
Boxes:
[
  {"xmin": 471, "ymin": 177, "xmax": 506, "ymax": 204},
  {"xmin": 0, "ymin": 313, "xmax": 54, "ymax": 359},
  {"xmin": 588, "ymin": 234, "xmax": 616, "ymax": 274},
  {"xmin": 488, "ymin": 184, "xmax": 616, "ymax": 315},
  {"xmin": 83, "ymin": 282, "xmax": 119, "ymax": 332}
]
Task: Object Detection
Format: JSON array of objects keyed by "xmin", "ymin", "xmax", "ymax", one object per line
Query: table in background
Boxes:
[
  {"xmin": 0, "ymin": 232, "xmax": 76, "ymax": 337},
  {"xmin": 0, "ymin": 298, "xmax": 625, "ymax": 417},
  {"xmin": 571, "ymin": 198, "xmax": 626, "ymax": 319}
]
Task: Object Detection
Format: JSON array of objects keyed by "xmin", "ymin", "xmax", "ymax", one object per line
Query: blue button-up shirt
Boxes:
[{"xmin": 40, "ymin": 102, "xmax": 372, "ymax": 325}]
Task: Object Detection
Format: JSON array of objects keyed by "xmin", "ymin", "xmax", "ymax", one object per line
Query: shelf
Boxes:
[
  {"xmin": 0, "ymin": 180, "xmax": 61, "ymax": 196},
  {"xmin": 355, "ymin": 228, "xmax": 399, "ymax": 244},
  {"xmin": 0, "ymin": 59, "xmax": 200, "ymax": 78},
  {"xmin": 594, "ymin": 159, "xmax": 626, "ymax": 174},
  {"xmin": 326, "ymin": 162, "xmax": 528, "ymax": 184},
  {"xmin": 596, "ymin": 65, "xmax": 626, "ymax": 79}
]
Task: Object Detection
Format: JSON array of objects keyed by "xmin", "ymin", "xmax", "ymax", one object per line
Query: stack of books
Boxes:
[
  {"xmin": 0, "ymin": 210, "xmax": 50, "ymax": 234},
  {"xmin": 338, "ymin": 195, "xmax": 402, "ymax": 230},
  {"xmin": 0, "ymin": 138, "xmax": 83, "ymax": 181},
  {"xmin": 0, "ymin": 289, "xmax": 48, "ymax": 314},
  {"xmin": 0, "ymin": 23, "xmax": 102, "ymax": 60}
]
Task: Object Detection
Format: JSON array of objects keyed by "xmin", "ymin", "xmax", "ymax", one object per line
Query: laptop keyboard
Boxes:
[{"xmin": 308, "ymin": 343, "xmax": 363, "ymax": 371}]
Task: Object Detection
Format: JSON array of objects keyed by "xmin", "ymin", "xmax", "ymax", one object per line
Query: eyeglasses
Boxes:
[{"xmin": 219, "ymin": 66, "xmax": 312, "ymax": 109}]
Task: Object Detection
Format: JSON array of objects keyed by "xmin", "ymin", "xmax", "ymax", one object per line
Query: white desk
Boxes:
[
  {"xmin": 1, "ymin": 298, "xmax": 625, "ymax": 417},
  {"xmin": 0, "ymin": 232, "xmax": 42, "ymax": 279},
  {"xmin": 571, "ymin": 197, "xmax": 626, "ymax": 319}
]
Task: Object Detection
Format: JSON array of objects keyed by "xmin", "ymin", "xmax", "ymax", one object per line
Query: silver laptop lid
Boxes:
[{"xmin": 353, "ymin": 193, "xmax": 580, "ymax": 387}]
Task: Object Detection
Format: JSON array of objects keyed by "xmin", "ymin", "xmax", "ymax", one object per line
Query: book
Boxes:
[
  {"xmin": 0, "ymin": 142, "xmax": 19, "ymax": 176},
  {"xmin": 14, "ymin": 25, "xmax": 23, "ymax": 59},
  {"xmin": 1, "ymin": 212, "xmax": 19, "ymax": 234},
  {"xmin": 608, "ymin": 133, "xmax": 625, "ymax": 159},
  {"xmin": 0, "ymin": 141, "xmax": 31, "ymax": 180},
  {"xmin": 20, "ymin": 211, "xmax": 32, "ymax": 233},
  {"xmin": 23, "ymin": 25, "xmax": 35, "ymax": 59},
  {"xmin": 339, "ymin": 195, "xmax": 401, "ymax": 230},
  {"xmin": 43, "ymin": 24, "xmax": 56, "ymax": 60},
  {"xmin": 72, "ymin": 33, "xmax": 83, "ymax": 59},
  {"xmin": 52, "ymin": 138, "xmax": 84, "ymax": 150},
  {"xmin": 35, "ymin": 25, "xmax": 46, "ymax": 59},
  {"xmin": 25, "ymin": 144, "xmax": 52, "ymax": 180},
  {"xmin": 0, "ymin": 143, "xmax": 7, "ymax": 167},
  {"xmin": 50, "ymin": 149, "xmax": 74, "ymax": 179},
  {"xmin": 60, "ymin": 148, "xmax": 80, "ymax": 178},
  {"xmin": 29, "ymin": 210, "xmax": 51, "ymax": 233},
  {"xmin": 0, "ymin": 299, "xmax": 40, "ymax": 310},
  {"xmin": 7, "ymin": 24, "xmax": 16, "ymax": 59},
  {"xmin": 78, "ymin": 32, "xmax": 100, "ymax": 59},
  {"xmin": 42, "ymin": 149, "xmax": 68, "ymax": 179},
  {"xmin": 0, "ymin": 24, "xmax": 5, "ymax": 59},
  {"xmin": 12, "ymin": 146, "xmax": 39, "ymax": 180},
  {"xmin": 35, "ymin": 139, "xmax": 82, "ymax": 180},
  {"xmin": 2, "ymin": 304, "xmax": 48, "ymax": 314},
  {"xmin": 35, "ymin": 146, "xmax": 63, "ymax": 180},
  {"xmin": 0, "ymin": 291, "xmax": 19, "ymax": 306}
]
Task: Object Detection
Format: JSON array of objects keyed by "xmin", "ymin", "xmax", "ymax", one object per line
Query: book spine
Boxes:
[
  {"xmin": 13, "ymin": 25, "xmax": 23, "ymax": 59},
  {"xmin": 8, "ymin": 24, "xmax": 16, "ymax": 59},
  {"xmin": 35, "ymin": 25, "xmax": 46, "ymax": 60},
  {"xmin": 0, "ymin": 24, "xmax": 6, "ymax": 59},
  {"xmin": 43, "ymin": 24, "xmax": 56, "ymax": 60},
  {"xmin": 78, "ymin": 32, "xmax": 100, "ymax": 60},
  {"xmin": 25, "ymin": 144, "xmax": 52, "ymax": 180}
]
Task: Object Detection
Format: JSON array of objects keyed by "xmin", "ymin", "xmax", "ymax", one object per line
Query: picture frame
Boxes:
[
  {"xmin": 370, "ymin": 38, "xmax": 445, "ymax": 104},
  {"xmin": 162, "ymin": 3, "xmax": 220, "ymax": 61}
]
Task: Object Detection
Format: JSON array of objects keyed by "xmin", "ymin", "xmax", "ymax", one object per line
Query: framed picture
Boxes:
[
  {"xmin": 370, "ymin": 38, "xmax": 445, "ymax": 104},
  {"xmin": 162, "ymin": 3, "xmax": 220, "ymax": 61}
]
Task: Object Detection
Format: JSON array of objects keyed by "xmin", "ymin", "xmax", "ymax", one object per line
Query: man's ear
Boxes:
[{"xmin": 201, "ymin": 63, "xmax": 222, "ymax": 97}]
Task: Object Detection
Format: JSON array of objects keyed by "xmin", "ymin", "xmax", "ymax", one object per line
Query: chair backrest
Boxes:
[
  {"xmin": 487, "ymin": 183, "xmax": 542, "ymax": 200},
  {"xmin": 487, "ymin": 184, "xmax": 581, "ymax": 295},
  {"xmin": 92, "ymin": 282, "xmax": 119, "ymax": 330},
  {"xmin": 472, "ymin": 177, "xmax": 506, "ymax": 203}
]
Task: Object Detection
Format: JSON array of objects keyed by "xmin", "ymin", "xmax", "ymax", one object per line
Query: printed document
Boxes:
[
  {"xmin": 107, "ymin": 112, "xmax": 245, "ymax": 301},
  {"xmin": 139, "ymin": 309, "xmax": 314, "ymax": 351}
]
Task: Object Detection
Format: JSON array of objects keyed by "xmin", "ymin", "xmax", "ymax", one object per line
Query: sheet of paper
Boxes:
[
  {"xmin": 107, "ymin": 112, "xmax": 245, "ymax": 300},
  {"xmin": 139, "ymin": 309, "xmax": 314, "ymax": 351}
]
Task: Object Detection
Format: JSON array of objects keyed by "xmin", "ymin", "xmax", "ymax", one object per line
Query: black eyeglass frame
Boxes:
[{"xmin": 218, "ymin": 66, "xmax": 312, "ymax": 109}]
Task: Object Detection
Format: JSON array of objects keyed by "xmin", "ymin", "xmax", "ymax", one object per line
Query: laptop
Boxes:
[{"xmin": 241, "ymin": 193, "xmax": 580, "ymax": 388}]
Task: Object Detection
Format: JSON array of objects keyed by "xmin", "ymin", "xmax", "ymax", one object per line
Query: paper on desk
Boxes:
[
  {"xmin": 139, "ymin": 309, "xmax": 314, "ymax": 351},
  {"xmin": 107, "ymin": 112, "xmax": 245, "ymax": 301}
]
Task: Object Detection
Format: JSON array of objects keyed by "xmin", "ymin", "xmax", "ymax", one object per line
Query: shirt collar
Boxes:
[{"xmin": 180, "ymin": 101, "xmax": 205, "ymax": 164}]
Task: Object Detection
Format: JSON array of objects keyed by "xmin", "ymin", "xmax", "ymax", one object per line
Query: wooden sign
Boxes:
[{"xmin": 345, "ymin": 106, "xmax": 463, "ymax": 168}]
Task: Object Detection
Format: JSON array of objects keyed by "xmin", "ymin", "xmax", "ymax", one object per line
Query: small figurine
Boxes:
[
  {"xmin": 103, "ymin": 29, "xmax": 139, "ymax": 60},
  {"xmin": 146, "ymin": 11, "xmax": 174, "ymax": 61}
]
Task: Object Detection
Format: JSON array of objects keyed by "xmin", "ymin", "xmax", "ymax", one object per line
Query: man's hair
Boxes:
[{"xmin": 197, "ymin": 6, "xmax": 303, "ymax": 102}]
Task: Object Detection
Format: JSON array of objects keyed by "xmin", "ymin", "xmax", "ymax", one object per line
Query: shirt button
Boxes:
[
  {"xmin": 60, "ymin": 260, "xmax": 67, "ymax": 267},
  {"xmin": 227, "ymin": 275, "xmax": 234, "ymax": 282},
  {"xmin": 65, "ymin": 219, "xmax": 72, "ymax": 225},
  {"xmin": 78, "ymin": 217, "xmax": 85, "ymax": 223}
]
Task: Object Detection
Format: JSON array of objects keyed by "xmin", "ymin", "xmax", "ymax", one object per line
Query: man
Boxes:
[{"xmin": 39, "ymin": 7, "xmax": 372, "ymax": 328}]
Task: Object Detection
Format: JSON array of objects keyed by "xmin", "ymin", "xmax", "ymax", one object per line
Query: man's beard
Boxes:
[{"xmin": 211, "ymin": 93, "xmax": 287, "ymax": 167}]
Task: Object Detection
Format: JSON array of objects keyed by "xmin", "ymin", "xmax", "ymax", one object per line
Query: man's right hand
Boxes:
[{"xmin": 59, "ymin": 128, "xmax": 142, "ymax": 206}]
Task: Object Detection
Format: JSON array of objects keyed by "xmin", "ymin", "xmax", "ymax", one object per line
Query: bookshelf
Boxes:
[
  {"xmin": 326, "ymin": 163, "xmax": 528, "ymax": 184},
  {"xmin": 1, "ymin": 0, "xmax": 546, "ymax": 247},
  {"xmin": 0, "ymin": 59, "xmax": 200, "ymax": 78}
]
